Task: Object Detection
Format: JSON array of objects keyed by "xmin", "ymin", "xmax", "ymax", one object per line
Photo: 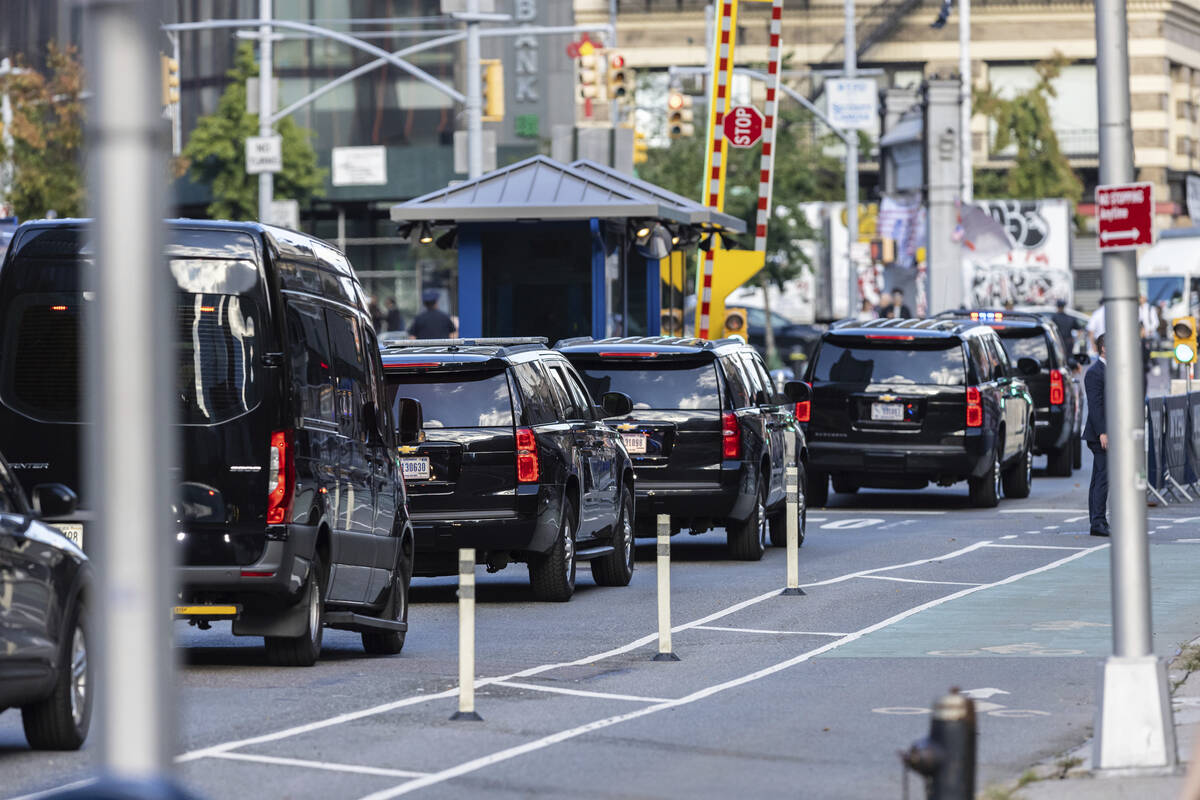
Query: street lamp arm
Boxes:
[{"xmin": 735, "ymin": 68, "xmax": 854, "ymax": 146}]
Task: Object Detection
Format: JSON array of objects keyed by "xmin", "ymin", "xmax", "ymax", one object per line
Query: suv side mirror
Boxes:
[
  {"xmin": 600, "ymin": 391, "xmax": 634, "ymax": 418},
  {"xmin": 782, "ymin": 381, "xmax": 811, "ymax": 404},
  {"xmin": 1073, "ymin": 352, "xmax": 1091, "ymax": 367},
  {"xmin": 396, "ymin": 397, "xmax": 423, "ymax": 444},
  {"xmin": 1016, "ymin": 357, "xmax": 1040, "ymax": 377},
  {"xmin": 31, "ymin": 483, "xmax": 77, "ymax": 519}
]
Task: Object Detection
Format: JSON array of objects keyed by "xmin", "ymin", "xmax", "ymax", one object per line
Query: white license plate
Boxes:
[
  {"xmin": 621, "ymin": 433, "xmax": 647, "ymax": 454},
  {"xmin": 54, "ymin": 523, "xmax": 84, "ymax": 550},
  {"xmin": 871, "ymin": 402, "xmax": 904, "ymax": 421},
  {"xmin": 400, "ymin": 457, "xmax": 431, "ymax": 481}
]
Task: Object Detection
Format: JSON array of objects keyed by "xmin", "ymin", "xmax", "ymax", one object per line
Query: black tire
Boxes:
[
  {"xmin": 1047, "ymin": 439, "xmax": 1073, "ymax": 477},
  {"xmin": 968, "ymin": 449, "xmax": 1001, "ymax": 508},
  {"xmin": 265, "ymin": 555, "xmax": 325, "ymax": 667},
  {"xmin": 807, "ymin": 470, "xmax": 829, "ymax": 508},
  {"xmin": 22, "ymin": 601, "xmax": 91, "ymax": 750},
  {"xmin": 529, "ymin": 498, "xmax": 577, "ymax": 601},
  {"xmin": 727, "ymin": 478, "xmax": 768, "ymax": 561},
  {"xmin": 1003, "ymin": 433, "xmax": 1034, "ymax": 498},
  {"xmin": 1073, "ymin": 433, "xmax": 1083, "ymax": 469},
  {"xmin": 769, "ymin": 462, "xmax": 807, "ymax": 548},
  {"xmin": 592, "ymin": 484, "xmax": 635, "ymax": 587},
  {"xmin": 362, "ymin": 570, "xmax": 409, "ymax": 655},
  {"xmin": 831, "ymin": 475, "xmax": 859, "ymax": 494}
]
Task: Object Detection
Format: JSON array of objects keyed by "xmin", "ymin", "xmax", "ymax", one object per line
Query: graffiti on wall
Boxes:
[{"xmin": 964, "ymin": 199, "xmax": 1072, "ymax": 307}]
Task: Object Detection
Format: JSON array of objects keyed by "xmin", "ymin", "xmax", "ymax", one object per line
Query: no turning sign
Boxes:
[{"xmin": 1096, "ymin": 181, "xmax": 1154, "ymax": 251}]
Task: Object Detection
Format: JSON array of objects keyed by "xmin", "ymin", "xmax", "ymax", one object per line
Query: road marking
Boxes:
[
  {"xmin": 960, "ymin": 687, "xmax": 1009, "ymax": 699},
  {"xmin": 815, "ymin": 509, "xmax": 946, "ymax": 515},
  {"xmin": 208, "ymin": 752, "xmax": 429, "ymax": 778},
  {"xmin": 1000, "ymin": 535, "xmax": 1018, "ymax": 540},
  {"xmin": 985, "ymin": 544, "xmax": 1088, "ymax": 550},
  {"xmin": 7, "ymin": 780, "xmax": 99, "ymax": 800},
  {"xmin": 1031, "ymin": 620, "xmax": 1108, "ymax": 631},
  {"xmin": 1025, "ymin": 530, "xmax": 1040, "ymax": 534},
  {"xmin": 1177, "ymin": 539, "xmax": 1200, "ymax": 543},
  {"xmin": 693, "ymin": 625, "xmax": 850, "ymax": 637},
  {"xmin": 355, "ymin": 544, "xmax": 1108, "ymax": 800},
  {"xmin": 1174, "ymin": 516, "xmax": 1200, "ymax": 523},
  {"xmin": 821, "ymin": 518, "xmax": 885, "ymax": 530},
  {"xmin": 1000, "ymin": 509, "xmax": 1087, "ymax": 514},
  {"xmin": 492, "ymin": 681, "xmax": 671, "ymax": 704},
  {"xmin": 1044, "ymin": 525, "xmax": 1060, "ymax": 530},
  {"xmin": 1065, "ymin": 515, "xmax": 1089, "ymax": 523},
  {"xmin": 806, "ymin": 516, "xmax": 828, "ymax": 522},
  {"xmin": 858, "ymin": 575, "xmax": 983, "ymax": 587}
]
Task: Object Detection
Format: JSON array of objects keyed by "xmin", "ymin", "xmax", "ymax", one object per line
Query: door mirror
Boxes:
[
  {"xmin": 31, "ymin": 483, "xmax": 77, "ymax": 519},
  {"xmin": 1073, "ymin": 352, "xmax": 1092, "ymax": 367},
  {"xmin": 1016, "ymin": 357, "xmax": 1041, "ymax": 377},
  {"xmin": 600, "ymin": 391, "xmax": 634, "ymax": 417},
  {"xmin": 782, "ymin": 381, "xmax": 811, "ymax": 404},
  {"xmin": 396, "ymin": 397, "xmax": 423, "ymax": 444}
]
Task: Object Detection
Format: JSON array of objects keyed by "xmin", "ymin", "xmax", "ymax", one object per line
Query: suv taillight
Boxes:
[
  {"xmin": 267, "ymin": 429, "xmax": 295, "ymax": 524},
  {"xmin": 1050, "ymin": 369, "xmax": 1064, "ymax": 405},
  {"xmin": 794, "ymin": 382, "xmax": 811, "ymax": 422},
  {"xmin": 516, "ymin": 426, "xmax": 539, "ymax": 483},
  {"xmin": 722, "ymin": 412, "xmax": 742, "ymax": 459},
  {"xmin": 966, "ymin": 387, "xmax": 983, "ymax": 428}
]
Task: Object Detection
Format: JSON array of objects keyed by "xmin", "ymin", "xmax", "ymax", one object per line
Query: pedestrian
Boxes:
[
  {"xmin": 856, "ymin": 297, "xmax": 877, "ymax": 322},
  {"xmin": 409, "ymin": 288, "xmax": 457, "ymax": 339},
  {"xmin": 385, "ymin": 297, "xmax": 404, "ymax": 333},
  {"xmin": 883, "ymin": 288, "xmax": 912, "ymax": 319},
  {"xmin": 1086, "ymin": 304, "xmax": 1105, "ymax": 355},
  {"xmin": 1137, "ymin": 293, "xmax": 1160, "ymax": 344},
  {"xmin": 1084, "ymin": 334, "xmax": 1109, "ymax": 537},
  {"xmin": 368, "ymin": 295, "xmax": 386, "ymax": 333},
  {"xmin": 1002, "ymin": 298, "xmax": 1016, "ymax": 311},
  {"xmin": 1050, "ymin": 298, "xmax": 1079, "ymax": 354}
]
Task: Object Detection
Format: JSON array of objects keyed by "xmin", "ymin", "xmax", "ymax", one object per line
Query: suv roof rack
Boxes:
[
  {"xmin": 934, "ymin": 309, "xmax": 1046, "ymax": 324},
  {"xmin": 830, "ymin": 317, "xmax": 966, "ymax": 334},
  {"xmin": 557, "ymin": 335, "xmax": 742, "ymax": 351},
  {"xmin": 383, "ymin": 337, "xmax": 547, "ymax": 358}
]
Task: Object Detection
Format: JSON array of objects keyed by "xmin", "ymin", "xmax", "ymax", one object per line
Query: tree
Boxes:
[
  {"xmin": 183, "ymin": 42, "xmax": 324, "ymax": 220},
  {"xmin": 0, "ymin": 43, "xmax": 85, "ymax": 219},
  {"xmin": 973, "ymin": 53, "xmax": 1083, "ymax": 205}
]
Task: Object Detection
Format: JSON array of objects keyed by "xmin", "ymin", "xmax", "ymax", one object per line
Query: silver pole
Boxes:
[
  {"xmin": 959, "ymin": 0, "xmax": 972, "ymax": 203},
  {"xmin": 1, "ymin": 58, "xmax": 17, "ymax": 208},
  {"xmin": 84, "ymin": 0, "xmax": 178, "ymax": 784},
  {"xmin": 844, "ymin": 0, "xmax": 859, "ymax": 317},
  {"xmin": 258, "ymin": 0, "xmax": 274, "ymax": 222},
  {"xmin": 653, "ymin": 514, "xmax": 679, "ymax": 661},
  {"xmin": 451, "ymin": 548, "xmax": 482, "ymax": 721},
  {"xmin": 465, "ymin": 0, "xmax": 483, "ymax": 179},
  {"xmin": 1093, "ymin": 0, "xmax": 1176, "ymax": 771}
]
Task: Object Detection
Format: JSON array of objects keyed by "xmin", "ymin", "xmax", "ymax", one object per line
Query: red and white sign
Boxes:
[
  {"xmin": 1096, "ymin": 181, "xmax": 1154, "ymax": 251},
  {"xmin": 723, "ymin": 105, "xmax": 763, "ymax": 149}
]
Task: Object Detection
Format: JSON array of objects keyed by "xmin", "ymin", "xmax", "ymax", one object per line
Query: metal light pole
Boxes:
[
  {"xmin": 844, "ymin": 0, "xmax": 859, "ymax": 317},
  {"xmin": 258, "ymin": 0, "xmax": 274, "ymax": 221},
  {"xmin": 959, "ymin": 0, "xmax": 972, "ymax": 203},
  {"xmin": 1093, "ymin": 0, "xmax": 1177, "ymax": 772},
  {"xmin": 464, "ymin": 0, "xmax": 483, "ymax": 179}
]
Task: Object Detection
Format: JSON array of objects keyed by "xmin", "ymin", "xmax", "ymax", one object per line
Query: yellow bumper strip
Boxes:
[{"xmin": 173, "ymin": 605, "xmax": 239, "ymax": 617}]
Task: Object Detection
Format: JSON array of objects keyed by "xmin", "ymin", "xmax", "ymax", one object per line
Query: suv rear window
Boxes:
[
  {"xmin": 812, "ymin": 341, "xmax": 965, "ymax": 386},
  {"xmin": 576, "ymin": 360, "xmax": 720, "ymax": 410},
  {"xmin": 386, "ymin": 369, "xmax": 514, "ymax": 428},
  {"xmin": 997, "ymin": 328, "xmax": 1050, "ymax": 368}
]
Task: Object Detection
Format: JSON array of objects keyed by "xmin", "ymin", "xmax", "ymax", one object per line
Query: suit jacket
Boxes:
[{"xmin": 1083, "ymin": 359, "xmax": 1106, "ymax": 443}]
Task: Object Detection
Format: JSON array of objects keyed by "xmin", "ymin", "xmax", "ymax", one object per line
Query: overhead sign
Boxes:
[
  {"xmin": 723, "ymin": 105, "xmax": 763, "ymax": 148},
  {"xmin": 245, "ymin": 135, "xmax": 282, "ymax": 175},
  {"xmin": 827, "ymin": 78, "xmax": 877, "ymax": 130},
  {"xmin": 1187, "ymin": 174, "xmax": 1200, "ymax": 226},
  {"xmin": 332, "ymin": 146, "xmax": 387, "ymax": 186},
  {"xmin": 1096, "ymin": 181, "xmax": 1154, "ymax": 251}
]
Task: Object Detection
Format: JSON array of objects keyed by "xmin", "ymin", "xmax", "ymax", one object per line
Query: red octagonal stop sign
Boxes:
[{"xmin": 723, "ymin": 105, "xmax": 763, "ymax": 148}]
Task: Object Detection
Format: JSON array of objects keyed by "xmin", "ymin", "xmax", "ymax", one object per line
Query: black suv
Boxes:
[
  {"xmin": 381, "ymin": 338, "xmax": 636, "ymax": 602},
  {"xmin": 803, "ymin": 318, "xmax": 1036, "ymax": 508},
  {"xmin": 556, "ymin": 336, "xmax": 810, "ymax": 560},
  {"xmin": 936, "ymin": 310, "xmax": 1085, "ymax": 475}
]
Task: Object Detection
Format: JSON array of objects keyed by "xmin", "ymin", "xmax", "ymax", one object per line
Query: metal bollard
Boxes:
[
  {"xmin": 900, "ymin": 689, "xmax": 976, "ymax": 800},
  {"xmin": 781, "ymin": 465, "xmax": 805, "ymax": 596},
  {"xmin": 653, "ymin": 514, "xmax": 680, "ymax": 661},
  {"xmin": 450, "ymin": 548, "xmax": 483, "ymax": 721}
]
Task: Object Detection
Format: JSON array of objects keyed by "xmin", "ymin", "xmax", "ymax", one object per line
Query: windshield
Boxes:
[
  {"xmin": 998, "ymin": 329, "xmax": 1050, "ymax": 368},
  {"xmin": 386, "ymin": 370, "xmax": 514, "ymax": 428},
  {"xmin": 576, "ymin": 360, "xmax": 720, "ymax": 410},
  {"xmin": 1141, "ymin": 276, "xmax": 1185, "ymax": 307},
  {"xmin": 813, "ymin": 341, "xmax": 966, "ymax": 386}
]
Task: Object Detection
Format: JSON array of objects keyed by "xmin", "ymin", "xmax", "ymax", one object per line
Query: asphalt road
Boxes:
[{"xmin": 5, "ymin": 448, "xmax": 1200, "ymax": 799}]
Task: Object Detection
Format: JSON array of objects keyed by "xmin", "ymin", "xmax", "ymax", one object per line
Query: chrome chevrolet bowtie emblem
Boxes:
[
  {"xmin": 879, "ymin": 394, "xmax": 898, "ymax": 403},
  {"xmin": 616, "ymin": 423, "xmax": 639, "ymax": 431}
]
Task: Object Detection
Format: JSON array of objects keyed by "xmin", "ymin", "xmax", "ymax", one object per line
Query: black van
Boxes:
[{"xmin": 0, "ymin": 220, "xmax": 414, "ymax": 666}]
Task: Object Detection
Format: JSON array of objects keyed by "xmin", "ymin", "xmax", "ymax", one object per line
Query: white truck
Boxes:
[{"xmin": 1138, "ymin": 226, "xmax": 1200, "ymax": 323}]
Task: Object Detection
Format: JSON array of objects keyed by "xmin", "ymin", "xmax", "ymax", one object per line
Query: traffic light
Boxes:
[
  {"xmin": 723, "ymin": 307, "xmax": 748, "ymax": 339},
  {"xmin": 633, "ymin": 129, "xmax": 649, "ymax": 165},
  {"xmin": 607, "ymin": 54, "xmax": 634, "ymax": 103},
  {"xmin": 480, "ymin": 58, "xmax": 504, "ymax": 122},
  {"xmin": 667, "ymin": 91, "xmax": 695, "ymax": 138},
  {"xmin": 160, "ymin": 53, "xmax": 180, "ymax": 106},
  {"xmin": 576, "ymin": 53, "xmax": 604, "ymax": 103},
  {"xmin": 1173, "ymin": 316, "xmax": 1197, "ymax": 363}
]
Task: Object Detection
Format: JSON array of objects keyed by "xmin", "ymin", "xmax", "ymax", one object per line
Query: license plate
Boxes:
[
  {"xmin": 621, "ymin": 433, "xmax": 647, "ymax": 454},
  {"xmin": 400, "ymin": 457, "xmax": 431, "ymax": 480},
  {"xmin": 54, "ymin": 523, "xmax": 83, "ymax": 550},
  {"xmin": 871, "ymin": 402, "xmax": 904, "ymax": 421}
]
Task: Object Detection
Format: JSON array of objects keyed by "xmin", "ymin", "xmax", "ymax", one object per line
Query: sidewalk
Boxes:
[{"xmin": 1005, "ymin": 641, "xmax": 1200, "ymax": 799}]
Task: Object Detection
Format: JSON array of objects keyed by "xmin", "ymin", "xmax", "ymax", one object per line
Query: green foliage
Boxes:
[
  {"xmin": 0, "ymin": 43, "xmax": 85, "ymax": 219},
  {"xmin": 974, "ymin": 53, "xmax": 1083, "ymax": 205},
  {"xmin": 182, "ymin": 43, "xmax": 324, "ymax": 220}
]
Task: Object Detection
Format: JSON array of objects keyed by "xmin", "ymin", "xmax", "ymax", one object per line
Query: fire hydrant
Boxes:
[{"xmin": 900, "ymin": 689, "xmax": 977, "ymax": 800}]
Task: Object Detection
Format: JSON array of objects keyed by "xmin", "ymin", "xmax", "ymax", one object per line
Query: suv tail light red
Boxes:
[
  {"xmin": 722, "ymin": 412, "xmax": 742, "ymax": 459},
  {"xmin": 1050, "ymin": 369, "xmax": 1064, "ymax": 405},
  {"xmin": 516, "ymin": 426, "xmax": 539, "ymax": 483},
  {"xmin": 965, "ymin": 387, "xmax": 983, "ymax": 428},
  {"xmin": 794, "ymin": 383, "xmax": 811, "ymax": 423},
  {"xmin": 267, "ymin": 430, "xmax": 295, "ymax": 524}
]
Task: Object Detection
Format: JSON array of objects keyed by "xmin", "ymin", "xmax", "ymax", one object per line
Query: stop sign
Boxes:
[{"xmin": 723, "ymin": 105, "xmax": 763, "ymax": 148}]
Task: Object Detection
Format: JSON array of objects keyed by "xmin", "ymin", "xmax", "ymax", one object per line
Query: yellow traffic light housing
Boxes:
[
  {"xmin": 667, "ymin": 91, "xmax": 695, "ymax": 139},
  {"xmin": 607, "ymin": 54, "xmax": 634, "ymax": 103},
  {"xmin": 576, "ymin": 53, "xmax": 604, "ymax": 102},
  {"xmin": 1173, "ymin": 316, "xmax": 1197, "ymax": 363},
  {"xmin": 723, "ymin": 307, "xmax": 748, "ymax": 339},
  {"xmin": 633, "ymin": 129, "xmax": 649, "ymax": 165},
  {"xmin": 480, "ymin": 59, "xmax": 505, "ymax": 122},
  {"xmin": 160, "ymin": 54, "xmax": 180, "ymax": 106}
]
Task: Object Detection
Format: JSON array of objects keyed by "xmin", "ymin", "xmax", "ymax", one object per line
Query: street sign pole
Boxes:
[
  {"xmin": 464, "ymin": 0, "xmax": 483, "ymax": 179},
  {"xmin": 258, "ymin": 0, "xmax": 274, "ymax": 222},
  {"xmin": 1093, "ymin": 0, "xmax": 1177, "ymax": 772},
  {"xmin": 844, "ymin": 0, "xmax": 859, "ymax": 317}
]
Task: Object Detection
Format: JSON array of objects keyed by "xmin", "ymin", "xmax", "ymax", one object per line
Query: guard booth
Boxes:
[{"xmin": 390, "ymin": 155, "xmax": 743, "ymax": 344}]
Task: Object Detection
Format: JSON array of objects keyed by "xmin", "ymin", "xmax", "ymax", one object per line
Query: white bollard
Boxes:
[
  {"xmin": 782, "ymin": 466, "xmax": 805, "ymax": 596},
  {"xmin": 653, "ymin": 514, "xmax": 680, "ymax": 661},
  {"xmin": 451, "ymin": 547, "xmax": 482, "ymax": 721}
]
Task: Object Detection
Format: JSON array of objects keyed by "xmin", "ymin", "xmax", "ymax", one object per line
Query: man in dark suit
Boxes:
[{"xmin": 1083, "ymin": 334, "xmax": 1109, "ymax": 537}]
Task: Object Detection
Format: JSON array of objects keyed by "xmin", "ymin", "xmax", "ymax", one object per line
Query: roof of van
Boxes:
[{"xmin": 381, "ymin": 338, "xmax": 549, "ymax": 367}]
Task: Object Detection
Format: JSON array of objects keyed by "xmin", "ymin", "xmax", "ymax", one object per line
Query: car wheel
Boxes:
[
  {"xmin": 1003, "ymin": 433, "xmax": 1034, "ymax": 498},
  {"xmin": 529, "ymin": 498, "xmax": 577, "ymax": 601},
  {"xmin": 831, "ymin": 475, "xmax": 859, "ymax": 494},
  {"xmin": 265, "ymin": 555, "xmax": 325, "ymax": 667},
  {"xmin": 362, "ymin": 570, "xmax": 409, "ymax": 656},
  {"xmin": 968, "ymin": 449, "xmax": 1001, "ymax": 508},
  {"xmin": 592, "ymin": 484, "xmax": 635, "ymax": 587},
  {"xmin": 807, "ymin": 470, "xmax": 829, "ymax": 508},
  {"xmin": 21, "ymin": 601, "xmax": 91, "ymax": 750},
  {"xmin": 728, "ymin": 479, "xmax": 768, "ymax": 561},
  {"xmin": 1048, "ymin": 439, "xmax": 1073, "ymax": 477},
  {"xmin": 769, "ymin": 461, "xmax": 807, "ymax": 548}
]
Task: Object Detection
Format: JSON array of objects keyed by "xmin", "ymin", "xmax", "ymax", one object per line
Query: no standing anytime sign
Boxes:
[{"xmin": 1096, "ymin": 181, "xmax": 1154, "ymax": 251}]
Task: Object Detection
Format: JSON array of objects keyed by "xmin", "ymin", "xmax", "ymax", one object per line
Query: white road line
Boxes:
[
  {"xmin": 1000, "ymin": 508, "xmax": 1087, "ymax": 514},
  {"xmin": 492, "ymin": 681, "xmax": 671, "ymax": 704},
  {"xmin": 1000, "ymin": 534, "xmax": 1018, "ymax": 540},
  {"xmin": 1043, "ymin": 525, "xmax": 1060, "ymax": 530},
  {"xmin": 693, "ymin": 625, "xmax": 849, "ymax": 637},
  {"xmin": 1178, "ymin": 539, "xmax": 1200, "ymax": 543},
  {"xmin": 806, "ymin": 516, "xmax": 828, "ymax": 522},
  {"xmin": 207, "ymin": 752, "xmax": 429, "ymax": 778},
  {"xmin": 858, "ymin": 575, "xmax": 984, "ymax": 587},
  {"xmin": 7, "ymin": 779, "xmax": 98, "ymax": 800},
  {"xmin": 1025, "ymin": 530, "xmax": 1040, "ymax": 534},
  {"xmin": 986, "ymin": 544, "xmax": 1088, "ymax": 550},
  {"xmin": 1064, "ymin": 515, "xmax": 1089, "ymax": 523},
  {"xmin": 1174, "ymin": 516, "xmax": 1200, "ymax": 523},
  {"xmin": 355, "ymin": 545, "xmax": 1109, "ymax": 800},
  {"xmin": 818, "ymin": 509, "xmax": 946, "ymax": 515}
]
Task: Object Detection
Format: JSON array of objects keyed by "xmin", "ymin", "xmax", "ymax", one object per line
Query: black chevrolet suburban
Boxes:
[
  {"xmin": 557, "ymin": 336, "xmax": 810, "ymax": 560},
  {"xmin": 381, "ymin": 339, "xmax": 636, "ymax": 602},
  {"xmin": 803, "ymin": 318, "xmax": 1036, "ymax": 508},
  {"xmin": 0, "ymin": 220, "xmax": 414, "ymax": 666}
]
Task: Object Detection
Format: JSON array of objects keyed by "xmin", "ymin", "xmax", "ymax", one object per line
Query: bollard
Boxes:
[
  {"xmin": 653, "ymin": 514, "xmax": 680, "ymax": 661},
  {"xmin": 781, "ymin": 465, "xmax": 805, "ymax": 596},
  {"xmin": 450, "ymin": 548, "xmax": 482, "ymax": 721},
  {"xmin": 900, "ymin": 689, "xmax": 976, "ymax": 800}
]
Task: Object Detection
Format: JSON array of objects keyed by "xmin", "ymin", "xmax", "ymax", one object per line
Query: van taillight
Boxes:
[
  {"xmin": 966, "ymin": 387, "xmax": 983, "ymax": 428},
  {"xmin": 795, "ymin": 401, "xmax": 811, "ymax": 423},
  {"xmin": 722, "ymin": 412, "xmax": 741, "ymax": 459},
  {"xmin": 1050, "ymin": 369, "xmax": 1064, "ymax": 405},
  {"xmin": 267, "ymin": 430, "xmax": 295, "ymax": 524},
  {"xmin": 516, "ymin": 426, "xmax": 539, "ymax": 483}
]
